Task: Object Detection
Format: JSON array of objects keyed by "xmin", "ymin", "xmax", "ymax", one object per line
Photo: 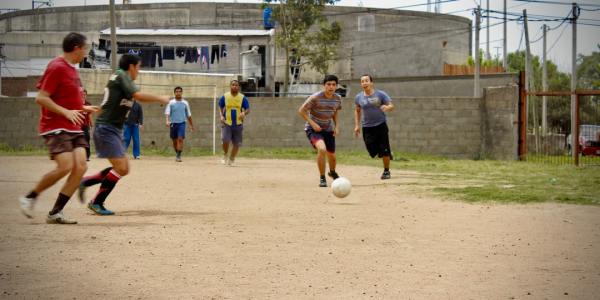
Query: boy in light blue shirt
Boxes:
[{"xmin": 165, "ymin": 86, "xmax": 194, "ymax": 162}]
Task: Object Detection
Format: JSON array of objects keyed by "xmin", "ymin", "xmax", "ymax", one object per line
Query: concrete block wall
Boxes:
[{"xmin": 0, "ymin": 85, "xmax": 518, "ymax": 159}]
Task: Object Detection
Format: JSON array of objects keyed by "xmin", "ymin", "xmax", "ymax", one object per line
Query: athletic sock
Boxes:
[
  {"xmin": 384, "ymin": 168, "xmax": 389, "ymax": 172},
  {"xmin": 49, "ymin": 193, "xmax": 70, "ymax": 215},
  {"xmin": 91, "ymin": 170, "xmax": 121, "ymax": 206},
  {"xmin": 25, "ymin": 191, "xmax": 38, "ymax": 199},
  {"xmin": 82, "ymin": 167, "xmax": 113, "ymax": 187},
  {"xmin": 320, "ymin": 175, "xmax": 326, "ymax": 180}
]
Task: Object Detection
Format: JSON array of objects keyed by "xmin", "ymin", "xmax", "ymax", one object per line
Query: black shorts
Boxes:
[
  {"xmin": 305, "ymin": 128, "xmax": 336, "ymax": 153},
  {"xmin": 362, "ymin": 122, "xmax": 391, "ymax": 158}
]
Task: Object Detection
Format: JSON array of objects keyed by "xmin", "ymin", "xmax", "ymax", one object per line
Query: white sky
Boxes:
[{"xmin": 1, "ymin": 0, "xmax": 599, "ymax": 73}]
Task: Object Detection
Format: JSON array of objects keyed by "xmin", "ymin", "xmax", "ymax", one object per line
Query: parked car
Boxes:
[{"xmin": 567, "ymin": 124, "xmax": 600, "ymax": 156}]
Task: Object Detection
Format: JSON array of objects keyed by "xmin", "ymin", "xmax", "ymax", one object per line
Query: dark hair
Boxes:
[
  {"xmin": 118, "ymin": 54, "xmax": 140, "ymax": 71},
  {"xmin": 62, "ymin": 32, "xmax": 87, "ymax": 53},
  {"xmin": 360, "ymin": 74, "xmax": 373, "ymax": 82},
  {"xmin": 323, "ymin": 74, "xmax": 338, "ymax": 84},
  {"xmin": 174, "ymin": 86, "xmax": 183, "ymax": 92},
  {"xmin": 230, "ymin": 79, "xmax": 240, "ymax": 85}
]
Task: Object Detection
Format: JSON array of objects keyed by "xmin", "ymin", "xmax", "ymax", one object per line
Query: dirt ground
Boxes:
[{"xmin": 0, "ymin": 156, "xmax": 599, "ymax": 299}]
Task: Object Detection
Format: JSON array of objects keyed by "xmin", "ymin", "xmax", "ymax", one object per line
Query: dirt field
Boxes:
[{"xmin": 1, "ymin": 156, "xmax": 599, "ymax": 299}]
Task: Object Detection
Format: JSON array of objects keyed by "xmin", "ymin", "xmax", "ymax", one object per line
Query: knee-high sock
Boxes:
[
  {"xmin": 49, "ymin": 193, "xmax": 70, "ymax": 215},
  {"xmin": 91, "ymin": 169, "xmax": 121, "ymax": 206},
  {"xmin": 82, "ymin": 167, "xmax": 112, "ymax": 187}
]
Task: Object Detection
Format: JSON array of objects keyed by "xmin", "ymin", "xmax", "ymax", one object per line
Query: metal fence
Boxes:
[{"xmin": 522, "ymin": 89, "xmax": 600, "ymax": 166}]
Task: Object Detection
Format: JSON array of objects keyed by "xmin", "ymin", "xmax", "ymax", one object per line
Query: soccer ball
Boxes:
[{"xmin": 331, "ymin": 177, "xmax": 352, "ymax": 198}]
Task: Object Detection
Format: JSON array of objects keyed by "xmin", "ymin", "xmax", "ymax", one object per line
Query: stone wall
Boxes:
[{"xmin": 0, "ymin": 85, "xmax": 519, "ymax": 160}]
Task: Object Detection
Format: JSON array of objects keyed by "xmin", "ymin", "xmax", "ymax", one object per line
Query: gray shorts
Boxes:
[
  {"xmin": 93, "ymin": 124, "xmax": 126, "ymax": 158},
  {"xmin": 221, "ymin": 124, "xmax": 243, "ymax": 146}
]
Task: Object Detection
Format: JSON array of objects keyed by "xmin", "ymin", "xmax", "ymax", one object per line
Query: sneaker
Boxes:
[
  {"xmin": 176, "ymin": 157, "xmax": 182, "ymax": 162},
  {"xmin": 327, "ymin": 171, "xmax": 340, "ymax": 180},
  {"xmin": 46, "ymin": 211, "xmax": 77, "ymax": 224},
  {"xmin": 221, "ymin": 155, "xmax": 228, "ymax": 165},
  {"xmin": 381, "ymin": 170, "xmax": 391, "ymax": 180},
  {"xmin": 227, "ymin": 158, "xmax": 234, "ymax": 166},
  {"xmin": 18, "ymin": 196, "xmax": 36, "ymax": 219},
  {"xmin": 88, "ymin": 203, "xmax": 115, "ymax": 216},
  {"xmin": 77, "ymin": 181, "xmax": 87, "ymax": 204},
  {"xmin": 319, "ymin": 177, "xmax": 327, "ymax": 187}
]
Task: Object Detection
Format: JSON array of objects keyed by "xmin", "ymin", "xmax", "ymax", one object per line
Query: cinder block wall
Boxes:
[{"xmin": 0, "ymin": 85, "xmax": 518, "ymax": 159}]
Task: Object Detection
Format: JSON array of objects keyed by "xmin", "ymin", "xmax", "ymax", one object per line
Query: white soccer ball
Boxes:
[{"xmin": 331, "ymin": 177, "xmax": 352, "ymax": 198}]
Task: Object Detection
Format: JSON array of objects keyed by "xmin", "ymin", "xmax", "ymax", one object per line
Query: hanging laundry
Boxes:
[
  {"xmin": 211, "ymin": 45, "xmax": 220, "ymax": 64},
  {"xmin": 200, "ymin": 46, "xmax": 209, "ymax": 70},
  {"xmin": 163, "ymin": 46, "xmax": 175, "ymax": 60},
  {"xmin": 221, "ymin": 44, "xmax": 227, "ymax": 58}
]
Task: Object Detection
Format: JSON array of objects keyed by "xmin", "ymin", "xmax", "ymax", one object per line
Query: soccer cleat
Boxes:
[
  {"xmin": 77, "ymin": 181, "xmax": 87, "ymax": 204},
  {"xmin": 381, "ymin": 170, "xmax": 391, "ymax": 180},
  {"xmin": 18, "ymin": 196, "xmax": 36, "ymax": 219},
  {"xmin": 319, "ymin": 177, "xmax": 327, "ymax": 187},
  {"xmin": 327, "ymin": 171, "xmax": 340, "ymax": 180},
  {"xmin": 46, "ymin": 211, "xmax": 77, "ymax": 224},
  {"xmin": 88, "ymin": 203, "xmax": 115, "ymax": 216}
]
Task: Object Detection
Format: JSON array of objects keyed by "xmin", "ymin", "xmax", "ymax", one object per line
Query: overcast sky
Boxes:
[{"xmin": 1, "ymin": 0, "xmax": 599, "ymax": 73}]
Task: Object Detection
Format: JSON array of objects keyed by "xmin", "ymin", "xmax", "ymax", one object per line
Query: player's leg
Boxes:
[
  {"xmin": 123, "ymin": 124, "xmax": 132, "ymax": 152},
  {"xmin": 46, "ymin": 147, "xmax": 87, "ymax": 224},
  {"xmin": 378, "ymin": 123, "xmax": 392, "ymax": 180},
  {"xmin": 324, "ymin": 132, "xmax": 339, "ymax": 179},
  {"xmin": 88, "ymin": 157, "xmax": 129, "ymax": 215},
  {"xmin": 170, "ymin": 123, "xmax": 178, "ymax": 157},
  {"xmin": 221, "ymin": 125, "xmax": 231, "ymax": 164},
  {"xmin": 314, "ymin": 139, "xmax": 328, "ymax": 187},
  {"xmin": 19, "ymin": 133, "xmax": 78, "ymax": 218},
  {"xmin": 132, "ymin": 124, "xmax": 140, "ymax": 159},
  {"xmin": 228, "ymin": 126, "xmax": 243, "ymax": 165}
]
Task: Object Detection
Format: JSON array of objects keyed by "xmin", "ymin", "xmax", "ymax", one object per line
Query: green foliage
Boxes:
[
  {"xmin": 263, "ymin": 0, "xmax": 341, "ymax": 90},
  {"xmin": 577, "ymin": 44, "xmax": 600, "ymax": 90},
  {"xmin": 466, "ymin": 49, "xmax": 502, "ymax": 67}
]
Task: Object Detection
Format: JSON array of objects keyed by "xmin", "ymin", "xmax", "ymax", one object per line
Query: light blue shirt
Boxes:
[
  {"xmin": 354, "ymin": 90, "xmax": 391, "ymax": 128},
  {"xmin": 165, "ymin": 99, "xmax": 191, "ymax": 123}
]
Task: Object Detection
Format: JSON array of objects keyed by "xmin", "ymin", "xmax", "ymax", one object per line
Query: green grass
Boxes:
[{"xmin": 1, "ymin": 144, "xmax": 598, "ymax": 205}]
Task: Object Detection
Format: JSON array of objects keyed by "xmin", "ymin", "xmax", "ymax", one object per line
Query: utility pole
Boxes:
[
  {"xmin": 542, "ymin": 24, "xmax": 548, "ymax": 135},
  {"xmin": 0, "ymin": 44, "xmax": 4, "ymax": 96},
  {"xmin": 503, "ymin": 0, "xmax": 507, "ymax": 70},
  {"xmin": 524, "ymin": 9, "xmax": 539, "ymax": 152},
  {"xmin": 571, "ymin": 3, "xmax": 579, "ymax": 162},
  {"xmin": 486, "ymin": 0, "xmax": 491, "ymax": 60},
  {"xmin": 109, "ymin": 0, "xmax": 117, "ymax": 71},
  {"xmin": 474, "ymin": 5, "xmax": 481, "ymax": 98}
]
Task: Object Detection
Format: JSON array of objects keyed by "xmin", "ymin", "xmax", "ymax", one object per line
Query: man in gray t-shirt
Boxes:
[{"xmin": 354, "ymin": 74, "xmax": 395, "ymax": 180}]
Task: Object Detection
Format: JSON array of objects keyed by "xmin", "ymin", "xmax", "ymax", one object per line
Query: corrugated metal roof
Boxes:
[{"xmin": 100, "ymin": 28, "xmax": 274, "ymax": 36}]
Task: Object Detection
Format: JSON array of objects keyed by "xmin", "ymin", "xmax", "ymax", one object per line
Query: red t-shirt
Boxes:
[{"xmin": 36, "ymin": 57, "xmax": 84, "ymax": 135}]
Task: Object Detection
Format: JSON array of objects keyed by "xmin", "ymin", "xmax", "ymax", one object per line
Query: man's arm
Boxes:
[
  {"xmin": 381, "ymin": 102, "xmax": 394, "ymax": 112},
  {"xmin": 332, "ymin": 109, "xmax": 340, "ymax": 137},
  {"xmin": 187, "ymin": 116, "xmax": 194, "ymax": 131},
  {"xmin": 298, "ymin": 98, "xmax": 321, "ymax": 132},
  {"xmin": 132, "ymin": 92, "xmax": 169, "ymax": 105},
  {"xmin": 354, "ymin": 105, "xmax": 362, "ymax": 137},
  {"xmin": 35, "ymin": 90, "xmax": 84, "ymax": 125}
]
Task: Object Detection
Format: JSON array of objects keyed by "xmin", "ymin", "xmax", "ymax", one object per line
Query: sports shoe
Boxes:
[
  {"xmin": 381, "ymin": 170, "xmax": 391, "ymax": 180},
  {"xmin": 327, "ymin": 171, "xmax": 340, "ymax": 180},
  {"xmin": 46, "ymin": 211, "xmax": 77, "ymax": 224},
  {"xmin": 319, "ymin": 177, "xmax": 327, "ymax": 187},
  {"xmin": 227, "ymin": 158, "xmax": 235, "ymax": 166},
  {"xmin": 221, "ymin": 155, "xmax": 228, "ymax": 165},
  {"xmin": 176, "ymin": 157, "xmax": 182, "ymax": 162},
  {"xmin": 88, "ymin": 203, "xmax": 115, "ymax": 216},
  {"xmin": 18, "ymin": 196, "xmax": 36, "ymax": 219},
  {"xmin": 77, "ymin": 181, "xmax": 87, "ymax": 204}
]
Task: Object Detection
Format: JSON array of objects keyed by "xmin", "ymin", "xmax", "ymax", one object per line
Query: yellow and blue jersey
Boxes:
[{"xmin": 219, "ymin": 92, "xmax": 249, "ymax": 126}]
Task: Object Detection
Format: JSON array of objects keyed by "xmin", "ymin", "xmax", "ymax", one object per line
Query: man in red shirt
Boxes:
[{"xmin": 18, "ymin": 32, "xmax": 99, "ymax": 224}]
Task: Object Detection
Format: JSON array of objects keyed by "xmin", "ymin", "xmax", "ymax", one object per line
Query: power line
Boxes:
[{"xmin": 513, "ymin": 0, "xmax": 600, "ymax": 8}]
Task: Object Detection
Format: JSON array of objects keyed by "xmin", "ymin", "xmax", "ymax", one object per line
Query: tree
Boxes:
[
  {"xmin": 263, "ymin": 0, "xmax": 341, "ymax": 92},
  {"xmin": 577, "ymin": 44, "xmax": 600, "ymax": 90}
]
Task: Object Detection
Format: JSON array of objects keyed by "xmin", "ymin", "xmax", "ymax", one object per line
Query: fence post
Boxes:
[
  {"xmin": 518, "ymin": 71, "xmax": 527, "ymax": 160},
  {"xmin": 574, "ymin": 93, "xmax": 580, "ymax": 166}
]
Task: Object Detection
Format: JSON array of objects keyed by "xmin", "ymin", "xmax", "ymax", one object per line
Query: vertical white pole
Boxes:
[
  {"xmin": 542, "ymin": 24, "xmax": 548, "ymax": 135},
  {"xmin": 571, "ymin": 3, "xmax": 578, "ymax": 163}
]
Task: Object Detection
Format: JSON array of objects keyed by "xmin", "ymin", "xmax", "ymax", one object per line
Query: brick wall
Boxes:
[{"xmin": 0, "ymin": 85, "xmax": 519, "ymax": 159}]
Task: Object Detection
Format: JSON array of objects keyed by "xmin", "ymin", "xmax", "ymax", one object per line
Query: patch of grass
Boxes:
[{"xmin": 1, "ymin": 145, "xmax": 597, "ymax": 205}]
